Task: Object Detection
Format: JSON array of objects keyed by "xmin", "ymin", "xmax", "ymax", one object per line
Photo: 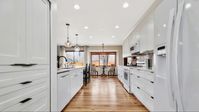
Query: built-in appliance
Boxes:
[
  {"xmin": 154, "ymin": 0, "xmax": 199, "ymax": 111},
  {"xmin": 123, "ymin": 68, "xmax": 130, "ymax": 92},
  {"xmin": 136, "ymin": 54, "xmax": 153, "ymax": 69},
  {"xmin": 127, "ymin": 57, "xmax": 132, "ymax": 66},
  {"xmin": 123, "ymin": 57, "xmax": 133, "ymax": 66}
]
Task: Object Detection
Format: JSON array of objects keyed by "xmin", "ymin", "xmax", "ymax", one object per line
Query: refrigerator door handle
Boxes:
[
  {"xmin": 173, "ymin": 1, "xmax": 185, "ymax": 111},
  {"xmin": 166, "ymin": 8, "xmax": 176, "ymax": 107}
]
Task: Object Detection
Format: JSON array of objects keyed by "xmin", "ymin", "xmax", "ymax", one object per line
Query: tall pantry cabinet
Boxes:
[{"xmin": 0, "ymin": 0, "xmax": 50, "ymax": 111}]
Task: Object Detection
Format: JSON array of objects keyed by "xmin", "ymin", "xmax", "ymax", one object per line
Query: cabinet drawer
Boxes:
[
  {"xmin": 0, "ymin": 78, "xmax": 47, "ymax": 96},
  {"xmin": 0, "ymin": 65, "xmax": 49, "ymax": 73},
  {"xmin": 3, "ymin": 90, "xmax": 49, "ymax": 112},
  {"xmin": 0, "ymin": 82, "xmax": 48, "ymax": 111},
  {"xmin": 135, "ymin": 86, "xmax": 154, "ymax": 111},
  {"xmin": 0, "ymin": 70, "xmax": 48, "ymax": 89},
  {"xmin": 136, "ymin": 70, "xmax": 154, "ymax": 82},
  {"xmin": 135, "ymin": 76, "xmax": 154, "ymax": 96}
]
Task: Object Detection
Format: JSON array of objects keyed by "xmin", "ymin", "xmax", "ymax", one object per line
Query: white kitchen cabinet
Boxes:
[
  {"xmin": 57, "ymin": 68, "xmax": 83, "ymax": 111},
  {"xmin": 26, "ymin": 0, "xmax": 50, "ymax": 64},
  {"xmin": 58, "ymin": 72, "xmax": 71, "ymax": 111},
  {"xmin": 139, "ymin": 14, "xmax": 154, "ymax": 53},
  {"xmin": 0, "ymin": 0, "xmax": 50, "ymax": 112},
  {"xmin": 117, "ymin": 66, "xmax": 124, "ymax": 83},
  {"xmin": 130, "ymin": 72, "xmax": 137, "ymax": 93},
  {"xmin": 0, "ymin": 80, "xmax": 48, "ymax": 111},
  {"xmin": 4, "ymin": 90, "xmax": 49, "ymax": 112},
  {"xmin": 70, "ymin": 69, "xmax": 83, "ymax": 97},
  {"xmin": 0, "ymin": 0, "xmax": 26, "ymax": 65},
  {"xmin": 123, "ymin": 12, "xmax": 154, "ymax": 54},
  {"xmin": 154, "ymin": 0, "xmax": 176, "ymax": 47},
  {"xmin": 70, "ymin": 73, "xmax": 78, "ymax": 97},
  {"xmin": 122, "ymin": 38, "xmax": 131, "ymax": 57},
  {"xmin": 128, "ymin": 32, "xmax": 139, "ymax": 48},
  {"xmin": 129, "ymin": 68, "xmax": 155, "ymax": 111},
  {"xmin": 0, "ymin": 0, "xmax": 50, "ymax": 65}
]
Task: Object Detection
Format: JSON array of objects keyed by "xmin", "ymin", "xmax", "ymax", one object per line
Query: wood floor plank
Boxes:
[{"xmin": 63, "ymin": 76, "xmax": 148, "ymax": 112}]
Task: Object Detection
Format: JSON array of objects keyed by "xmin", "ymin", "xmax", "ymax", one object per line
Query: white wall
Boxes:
[{"xmin": 50, "ymin": 0, "xmax": 58, "ymax": 111}]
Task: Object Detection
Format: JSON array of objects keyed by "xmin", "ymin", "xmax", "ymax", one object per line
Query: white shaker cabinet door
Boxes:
[
  {"xmin": 26, "ymin": 0, "xmax": 50, "ymax": 64},
  {"xmin": 0, "ymin": 0, "xmax": 26, "ymax": 65}
]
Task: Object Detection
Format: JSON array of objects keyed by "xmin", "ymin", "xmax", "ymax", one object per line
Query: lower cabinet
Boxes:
[
  {"xmin": 130, "ymin": 68, "xmax": 154, "ymax": 111},
  {"xmin": 57, "ymin": 68, "xmax": 83, "ymax": 111},
  {"xmin": 0, "ymin": 68, "xmax": 50, "ymax": 112},
  {"xmin": 117, "ymin": 66, "xmax": 124, "ymax": 83},
  {"xmin": 58, "ymin": 73, "xmax": 71, "ymax": 111}
]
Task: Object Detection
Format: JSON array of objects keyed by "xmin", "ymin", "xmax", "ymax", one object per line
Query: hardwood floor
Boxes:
[{"xmin": 63, "ymin": 76, "xmax": 148, "ymax": 112}]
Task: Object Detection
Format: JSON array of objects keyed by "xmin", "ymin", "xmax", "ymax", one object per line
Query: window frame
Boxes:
[{"xmin": 90, "ymin": 52, "xmax": 117, "ymax": 67}]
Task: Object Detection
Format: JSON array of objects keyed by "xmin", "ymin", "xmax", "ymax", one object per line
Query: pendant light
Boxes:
[
  {"xmin": 74, "ymin": 34, "xmax": 80, "ymax": 52},
  {"xmin": 65, "ymin": 23, "xmax": 72, "ymax": 47}
]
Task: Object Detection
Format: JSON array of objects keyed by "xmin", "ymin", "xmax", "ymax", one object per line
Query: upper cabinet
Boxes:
[
  {"xmin": 0, "ymin": 0, "xmax": 50, "ymax": 65},
  {"xmin": 154, "ymin": 0, "xmax": 176, "ymax": 47},
  {"xmin": 139, "ymin": 14, "xmax": 154, "ymax": 53},
  {"xmin": 122, "ymin": 12, "xmax": 155, "ymax": 57},
  {"xmin": 0, "ymin": 0, "xmax": 26, "ymax": 65},
  {"xmin": 26, "ymin": 0, "xmax": 50, "ymax": 64},
  {"xmin": 122, "ymin": 38, "xmax": 131, "ymax": 58}
]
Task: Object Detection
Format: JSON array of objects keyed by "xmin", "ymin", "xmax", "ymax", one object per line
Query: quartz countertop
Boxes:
[{"xmin": 57, "ymin": 66, "xmax": 84, "ymax": 74}]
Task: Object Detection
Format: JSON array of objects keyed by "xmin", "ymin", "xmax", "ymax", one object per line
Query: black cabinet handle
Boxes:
[
  {"xmin": 19, "ymin": 98, "xmax": 32, "ymax": 104},
  {"xmin": 151, "ymin": 96, "xmax": 154, "ymax": 99},
  {"xmin": 10, "ymin": 64, "xmax": 37, "ymax": 67},
  {"xmin": 19, "ymin": 81, "xmax": 32, "ymax": 85},
  {"xmin": 137, "ymin": 87, "xmax": 140, "ymax": 89},
  {"xmin": 150, "ymin": 81, "xmax": 154, "ymax": 84},
  {"xmin": 137, "ymin": 76, "xmax": 140, "ymax": 78}
]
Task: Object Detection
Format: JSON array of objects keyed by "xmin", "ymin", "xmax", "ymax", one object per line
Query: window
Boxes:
[
  {"xmin": 91, "ymin": 55, "xmax": 100, "ymax": 66},
  {"xmin": 91, "ymin": 52, "xmax": 116, "ymax": 67},
  {"xmin": 108, "ymin": 54, "xmax": 116, "ymax": 66},
  {"xmin": 65, "ymin": 51, "xmax": 84, "ymax": 66}
]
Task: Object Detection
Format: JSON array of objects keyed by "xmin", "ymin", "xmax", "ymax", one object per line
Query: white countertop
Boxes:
[{"xmin": 57, "ymin": 66, "xmax": 84, "ymax": 74}]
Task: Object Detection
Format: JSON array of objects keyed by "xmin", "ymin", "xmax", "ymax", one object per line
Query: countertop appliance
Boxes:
[
  {"xmin": 154, "ymin": 0, "xmax": 199, "ymax": 111},
  {"xmin": 123, "ymin": 68, "xmax": 130, "ymax": 92}
]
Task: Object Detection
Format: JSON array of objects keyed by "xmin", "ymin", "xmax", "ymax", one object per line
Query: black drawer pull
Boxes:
[
  {"xmin": 137, "ymin": 76, "xmax": 140, "ymax": 78},
  {"xmin": 151, "ymin": 96, "xmax": 154, "ymax": 99},
  {"xmin": 137, "ymin": 87, "xmax": 140, "ymax": 89},
  {"xmin": 19, "ymin": 98, "xmax": 32, "ymax": 104},
  {"xmin": 10, "ymin": 64, "xmax": 37, "ymax": 67},
  {"xmin": 150, "ymin": 81, "xmax": 154, "ymax": 83},
  {"xmin": 20, "ymin": 81, "xmax": 32, "ymax": 85}
]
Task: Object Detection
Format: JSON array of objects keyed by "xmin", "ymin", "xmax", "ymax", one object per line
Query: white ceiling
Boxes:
[{"xmin": 55, "ymin": 0, "xmax": 156, "ymax": 46}]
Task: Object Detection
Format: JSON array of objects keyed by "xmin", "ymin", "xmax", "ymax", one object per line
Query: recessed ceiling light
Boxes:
[
  {"xmin": 84, "ymin": 26, "xmax": 88, "ymax": 29},
  {"xmin": 89, "ymin": 36, "xmax": 93, "ymax": 39},
  {"xmin": 115, "ymin": 25, "xmax": 120, "ymax": 29},
  {"xmin": 185, "ymin": 3, "xmax": 191, "ymax": 9},
  {"xmin": 123, "ymin": 2, "xmax": 129, "ymax": 8},
  {"xmin": 163, "ymin": 24, "xmax": 167, "ymax": 28},
  {"xmin": 112, "ymin": 36, "xmax": 116, "ymax": 38},
  {"xmin": 74, "ymin": 4, "xmax": 80, "ymax": 10}
]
